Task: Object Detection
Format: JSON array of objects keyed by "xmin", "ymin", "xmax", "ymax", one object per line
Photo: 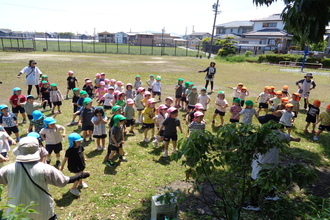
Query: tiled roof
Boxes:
[
  {"xmin": 251, "ymin": 14, "xmax": 282, "ymax": 22},
  {"xmin": 216, "ymin": 21, "xmax": 253, "ymax": 28}
]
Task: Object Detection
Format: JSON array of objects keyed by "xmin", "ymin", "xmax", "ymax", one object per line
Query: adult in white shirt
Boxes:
[
  {"xmin": 0, "ymin": 137, "xmax": 90, "ymax": 220},
  {"xmin": 18, "ymin": 60, "xmax": 42, "ymax": 95}
]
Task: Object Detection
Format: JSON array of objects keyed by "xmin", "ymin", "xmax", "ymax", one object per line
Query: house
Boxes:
[
  {"xmin": 0, "ymin": 29, "xmax": 11, "ymax": 37},
  {"xmin": 135, "ymin": 33, "xmax": 154, "ymax": 46},
  {"xmin": 126, "ymin": 32, "xmax": 137, "ymax": 45},
  {"xmin": 115, "ymin": 32, "xmax": 128, "ymax": 44},
  {"xmin": 153, "ymin": 33, "xmax": 173, "ymax": 46},
  {"xmin": 98, "ymin": 31, "xmax": 115, "ymax": 43},
  {"xmin": 215, "ymin": 21, "xmax": 253, "ymax": 36},
  {"xmin": 188, "ymin": 38, "xmax": 201, "ymax": 49},
  {"xmin": 186, "ymin": 32, "xmax": 212, "ymax": 40}
]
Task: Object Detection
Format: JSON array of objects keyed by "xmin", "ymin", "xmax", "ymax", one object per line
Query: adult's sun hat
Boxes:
[
  {"xmin": 32, "ymin": 110, "xmax": 44, "ymax": 120},
  {"xmin": 68, "ymin": 132, "xmax": 83, "ymax": 148},
  {"xmin": 13, "ymin": 137, "xmax": 40, "ymax": 162},
  {"xmin": 245, "ymin": 100, "xmax": 254, "ymax": 106}
]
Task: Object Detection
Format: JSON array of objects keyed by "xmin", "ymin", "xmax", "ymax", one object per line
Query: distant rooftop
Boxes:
[
  {"xmin": 251, "ymin": 14, "xmax": 282, "ymax": 22},
  {"xmin": 215, "ymin": 21, "xmax": 253, "ymax": 28},
  {"xmin": 244, "ymin": 28, "xmax": 292, "ymax": 37}
]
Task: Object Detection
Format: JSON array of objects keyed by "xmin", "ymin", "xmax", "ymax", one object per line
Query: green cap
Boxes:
[
  {"xmin": 233, "ymin": 98, "xmax": 241, "ymax": 103},
  {"xmin": 113, "ymin": 114, "xmax": 126, "ymax": 126},
  {"xmin": 41, "ymin": 75, "xmax": 48, "ymax": 78},
  {"xmin": 111, "ymin": 105, "xmax": 121, "ymax": 113},
  {"xmin": 149, "ymin": 74, "xmax": 154, "ymax": 77},
  {"xmin": 201, "ymin": 87, "xmax": 206, "ymax": 91},
  {"xmin": 73, "ymin": 88, "xmax": 80, "ymax": 92},
  {"xmin": 178, "ymin": 78, "xmax": 184, "ymax": 81},
  {"xmin": 83, "ymin": 97, "xmax": 92, "ymax": 106},
  {"xmin": 136, "ymin": 75, "xmax": 141, "ymax": 77},
  {"xmin": 192, "ymin": 86, "xmax": 197, "ymax": 89},
  {"xmin": 41, "ymin": 81, "xmax": 48, "ymax": 84},
  {"xmin": 245, "ymin": 100, "xmax": 254, "ymax": 106},
  {"xmin": 218, "ymin": 91, "xmax": 225, "ymax": 94},
  {"xmin": 79, "ymin": 90, "xmax": 88, "ymax": 95},
  {"xmin": 156, "ymin": 77, "xmax": 161, "ymax": 80},
  {"xmin": 50, "ymin": 83, "xmax": 57, "ymax": 87}
]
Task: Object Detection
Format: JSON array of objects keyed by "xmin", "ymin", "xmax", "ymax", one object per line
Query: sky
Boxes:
[{"xmin": 0, "ymin": 0, "xmax": 286, "ymax": 36}]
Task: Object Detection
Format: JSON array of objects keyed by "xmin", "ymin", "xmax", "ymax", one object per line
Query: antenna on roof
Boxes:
[{"xmin": 192, "ymin": 26, "xmax": 195, "ymax": 33}]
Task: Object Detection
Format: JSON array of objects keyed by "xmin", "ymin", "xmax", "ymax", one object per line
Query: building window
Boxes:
[
  {"xmin": 268, "ymin": 39, "xmax": 276, "ymax": 45},
  {"xmin": 262, "ymin": 23, "xmax": 277, "ymax": 28},
  {"xmin": 230, "ymin": 29, "xmax": 233, "ymax": 33}
]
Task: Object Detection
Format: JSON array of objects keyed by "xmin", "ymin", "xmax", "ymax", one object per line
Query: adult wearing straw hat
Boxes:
[{"xmin": 0, "ymin": 136, "xmax": 90, "ymax": 220}]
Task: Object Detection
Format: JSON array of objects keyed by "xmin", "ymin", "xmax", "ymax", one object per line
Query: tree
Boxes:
[
  {"xmin": 215, "ymin": 37, "xmax": 237, "ymax": 56},
  {"xmin": 253, "ymin": 0, "xmax": 330, "ymax": 45},
  {"xmin": 201, "ymin": 37, "xmax": 211, "ymax": 45}
]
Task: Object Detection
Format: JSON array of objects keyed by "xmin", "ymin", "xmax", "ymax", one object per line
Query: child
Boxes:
[
  {"xmin": 20, "ymin": 95, "xmax": 47, "ymax": 132},
  {"xmin": 91, "ymin": 107, "xmax": 108, "ymax": 150},
  {"xmin": 39, "ymin": 117, "xmax": 66, "ymax": 167},
  {"xmin": 66, "ymin": 70, "xmax": 78, "ymax": 99},
  {"xmin": 95, "ymin": 81, "xmax": 108, "ymax": 106},
  {"xmin": 109, "ymin": 79, "xmax": 116, "ymax": 89},
  {"xmin": 153, "ymin": 104, "xmax": 168, "ymax": 147},
  {"xmin": 40, "ymin": 81, "xmax": 52, "ymax": 111},
  {"xmin": 289, "ymin": 92, "xmax": 300, "ymax": 119},
  {"xmin": 304, "ymin": 100, "xmax": 320, "ymax": 134},
  {"xmin": 278, "ymin": 103, "xmax": 295, "ymax": 135},
  {"xmin": 198, "ymin": 62, "xmax": 216, "ymax": 92},
  {"xmin": 197, "ymin": 87, "xmax": 211, "ymax": 111},
  {"xmin": 256, "ymin": 86, "xmax": 270, "ymax": 115},
  {"xmin": 187, "ymin": 86, "xmax": 198, "ymax": 112},
  {"xmin": 83, "ymin": 80, "xmax": 94, "ymax": 98},
  {"xmin": 212, "ymin": 91, "xmax": 228, "ymax": 127},
  {"xmin": 142, "ymin": 98, "xmax": 157, "ymax": 142},
  {"xmin": 0, "ymin": 105, "xmax": 20, "ymax": 141},
  {"xmin": 174, "ymin": 78, "xmax": 184, "ymax": 108},
  {"xmin": 0, "ymin": 126, "xmax": 16, "ymax": 168},
  {"xmin": 106, "ymin": 114, "xmax": 128, "ymax": 167},
  {"xmin": 269, "ymin": 91, "xmax": 283, "ymax": 112},
  {"xmin": 313, "ymin": 104, "xmax": 330, "ymax": 141},
  {"xmin": 229, "ymin": 98, "xmax": 242, "ymax": 123},
  {"xmin": 296, "ymin": 73, "xmax": 316, "ymax": 109},
  {"xmin": 186, "ymin": 103, "xmax": 204, "ymax": 125},
  {"xmin": 134, "ymin": 75, "xmax": 143, "ymax": 91},
  {"xmin": 152, "ymin": 76, "xmax": 162, "ymax": 102},
  {"xmin": 237, "ymin": 100, "xmax": 258, "ymax": 125},
  {"xmin": 94, "ymin": 73, "xmax": 102, "ymax": 89},
  {"xmin": 72, "ymin": 88, "xmax": 80, "ymax": 118},
  {"xmin": 146, "ymin": 74, "xmax": 155, "ymax": 92},
  {"xmin": 125, "ymin": 83, "xmax": 135, "ymax": 100},
  {"xmin": 281, "ymin": 85, "xmax": 290, "ymax": 98},
  {"xmin": 238, "ymin": 87, "xmax": 249, "ymax": 107},
  {"xmin": 115, "ymin": 92, "xmax": 126, "ymax": 111},
  {"xmin": 70, "ymin": 90, "xmax": 88, "ymax": 125},
  {"xmin": 159, "ymin": 107, "xmax": 183, "ymax": 157},
  {"xmin": 188, "ymin": 111, "xmax": 206, "ymax": 136},
  {"xmin": 268, "ymin": 86, "xmax": 276, "ymax": 98},
  {"xmin": 39, "ymin": 75, "xmax": 50, "ymax": 88},
  {"xmin": 123, "ymin": 99, "xmax": 136, "ymax": 135},
  {"xmin": 181, "ymin": 82, "xmax": 192, "ymax": 111},
  {"xmin": 102, "ymin": 87, "xmax": 115, "ymax": 111},
  {"xmin": 275, "ymin": 98, "xmax": 289, "ymax": 111},
  {"xmin": 164, "ymin": 97, "xmax": 174, "ymax": 108},
  {"xmin": 134, "ymin": 87, "xmax": 145, "ymax": 124},
  {"xmin": 115, "ymin": 81, "xmax": 124, "ymax": 92},
  {"xmin": 31, "ymin": 110, "xmax": 46, "ymax": 133},
  {"xmin": 49, "ymin": 83, "xmax": 64, "ymax": 114},
  {"xmin": 228, "ymin": 83, "xmax": 243, "ymax": 101},
  {"xmin": 9, "ymin": 87, "xmax": 27, "ymax": 123},
  {"xmin": 60, "ymin": 132, "xmax": 87, "ymax": 196},
  {"xmin": 141, "ymin": 91, "xmax": 152, "ymax": 108},
  {"xmin": 78, "ymin": 98, "xmax": 95, "ymax": 142}
]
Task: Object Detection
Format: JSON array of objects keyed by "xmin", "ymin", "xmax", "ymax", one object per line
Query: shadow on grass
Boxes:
[
  {"xmin": 211, "ymin": 124, "xmax": 220, "ymax": 133},
  {"xmin": 127, "ymin": 197, "xmax": 152, "ymax": 220},
  {"xmin": 103, "ymin": 163, "xmax": 118, "ymax": 175},
  {"xmin": 54, "ymin": 190, "xmax": 78, "ymax": 207},
  {"xmin": 149, "ymin": 146, "xmax": 163, "ymax": 156},
  {"xmin": 153, "ymin": 156, "xmax": 171, "ymax": 166},
  {"xmin": 138, "ymin": 141, "xmax": 150, "ymax": 148},
  {"xmin": 85, "ymin": 149, "xmax": 103, "ymax": 158}
]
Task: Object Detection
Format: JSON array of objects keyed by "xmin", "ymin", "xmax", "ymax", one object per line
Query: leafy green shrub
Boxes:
[
  {"xmin": 321, "ymin": 58, "xmax": 330, "ymax": 67},
  {"xmin": 225, "ymin": 55, "xmax": 246, "ymax": 63},
  {"xmin": 244, "ymin": 51, "xmax": 253, "ymax": 57},
  {"xmin": 306, "ymin": 57, "xmax": 322, "ymax": 63}
]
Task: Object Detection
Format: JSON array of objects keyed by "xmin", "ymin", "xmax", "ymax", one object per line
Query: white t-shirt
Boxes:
[
  {"xmin": 20, "ymin": 66, "xmax": 42, "ymax": 85},
  {"xmin": 198, "ymin": 94, "xmax": 210, "ymax": 109},
  {"xmin": 279, "ymin": 110, "xmax": 294, "ymax": 126},
  {"xmin": 152, "ymin": 81, "xmax": 161, "ymax": 92},
  {"xmin": 258, "ymin": 92, "xmax": 270, "ymax": 103},
  {"xmin": 39, "ymin": 125, "xmax": 65, "ymax": 145},
  {"xmin": 215, "ymin": 98, "xmax": 228, "ymax": 112},
  {"xmin": 102, "ymin": 93, "xmax": 114, "ymax": 107}
]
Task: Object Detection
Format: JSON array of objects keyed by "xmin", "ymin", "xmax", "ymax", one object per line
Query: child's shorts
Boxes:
[
  {"xmin": 73, "ymin": 105, "xmax": 79, "ymax": 113},
  {"xmin": 164, "ymin": 134, "xmax": 178, "ymax": 141},
  {"xmin": 230, "ymin": 118, "xmax": 239, "ymax": 123},
  {"xmin": 67, "ymin": 86, "xmax": 75, "ymax": 90},
  {"xmin": 318, "ymin": 125, "xmax": 330, "ymax": 131},
  {"xmin": 142, "ymin": 123, "xmax": 154, "ymax": 129},
  {"xmin": 126, "ymin": 119, "xmax": 135, "ymax": 127},
  {"xmin": 152, "ymin": 91, "xmax": 161, "ymax": 96},
  {"xmin": 82, "ymin": 125, "xmax": 94, "ymax": 131},
  {"xmin": 109, "ymin": 144, "xmax": 122, "ymax": 151},
  {"xmin": 137, "ymin": 108, "xmax": 144, "ymax": 112},
  {"xmin": 27, "ymin": 114, "xmax": 33, "ymax": 120},
  {"xmin": 148, "ymin": 88, "xmax": 152, "ymax": 92},
  {"xmin": 305, "ymin": 115, "xmax": 317, "ymax": 123},
  {"xmin": 104, "ymin": 105, "xmax": 112, "ymax": 110},
  {"xmin": 214, "ymin": 109, "xmax": 225, "ymax": 116},
  {"xmin": 175, "ymin": 95, "xmax": 182, "ymax": 99},
  {"xmin": 159, "ymin": 129, "xmax": 165, "ymax": 137},
  {"xmin": 181, "ymin": 97, "xmax": 186, "ymax": 102},
  {"xmin": 240, "ymin": 100, "xmax": 245, "ymax": 107},
  {"xmin": 52, "ymin": 101, "xmax": 62, "ymax": 106},
  {"xmin": 187, "ymin": 105, "xmax": 195, "ymax": 110},
  {"xmin": 12, "ymin": 106, "xmax": 25, "ymax": 114},
  {"xmin": 258, "ymin": 103, "xmax": 269, "ymax": 109},
  {"xmin": 93, "ymin": 134, "xmax": 107, "ymax": 139},
  {"xmin": 46, "ymin": 142, "xmax": 62, "ymax": 154},
  {"xmin": 4, "ymin": 126, "xmax": 19, "ymax": 135},
  {"xmin": 293, "ymin": 111, "xmax": 298, "ymax": 118}
]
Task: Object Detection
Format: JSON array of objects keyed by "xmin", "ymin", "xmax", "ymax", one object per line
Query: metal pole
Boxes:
[
  {"xmin": 17, "ymin": 38, "xmax": 20, "ymax": 50},
  {"xmin": 45, "ymin": 33, "xmax": 48, "ymax": 50},
  {"xmin": 208, "ymin": 0, "xmax": 220, "ymax": 59},
  {"xmin": 57, "ymin": 35, "xmax": 60, "ymax": 51},
  {"xmin": 104, "ymin": 37, "xmax": 107, "ymax": 53},
  {"xmin": 70, "ymin": 37, "xmax": 72, "ymax": 52},
  {"xmin": 1, "ymin": 38, "xmax": 4, "ymax": 50},
  {"xmin": 301, "ymin": 46, "xmax": 309, "ymax": 72},
  {"xmin": 81, "ymin": 37, "xmax": 84, "ymax": 52},
  {"xmin": 174, "ymin": 41, "xmax": 177, "ymax": 56},
  {"xmin": 93, "ymin": 37, "xmax": 95, "ymax": 53}
]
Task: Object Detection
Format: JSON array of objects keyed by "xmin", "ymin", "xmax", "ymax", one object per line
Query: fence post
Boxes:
[
  {"xmin": 81, "ymin": 38, "xmax": 84, "ymax": 53},
  {"xmin": 186, "ymin": 41, "xmax": 188, "ymax": 56},
  {"xmin": 116, "ymin": 42, "xmax": 118, "ymax": 54},
  {"xmin": 93, "ymin": 38, "xmax": 95, "ymax": 53},
  {"xmin": 174, "ymin": 41, "xmax": 177, "ymax": 56},
  {"xmin": 33, "ymin": 37, "xmax": 36, "ymax": 51},
  {"xmin": 45, "ymin": 34, "xmax": 48, "ymax": 50},
  {"xmin": 10, "ymin": 38, "xmax": 13, "ymax": 47},
  {"xmin": 57, "ymin": 36, "xmax": 60, "ymax": 51},
  {"xmin": 151, "ymin": 40, "xmax": 153, "ymax": 55},
  {"xmin": 69, "ymin": 37, "xmax": 72, "ymax": 52},
  {"xmin": 1, "ymin": 38, "xmax": 4, "ymax": 51},
  {"xmin": 128, "ymin": 43, "xmax": 130, "ymax": 54},
  {"xmin": 140, "ymin": 40, "xmax": 142, "ymax": 55},
  {"xmin": 21, "ymin": 38, "xmax": 25, "ymax": 48},
  {"xmin": 17, "ymin": 38, "xmax": 20, "ymax": 50}
]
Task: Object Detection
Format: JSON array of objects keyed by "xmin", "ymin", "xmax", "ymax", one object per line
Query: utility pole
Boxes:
[{"xmin": 208, "ymin": 0, "xmax": 220, "ymax": 59}]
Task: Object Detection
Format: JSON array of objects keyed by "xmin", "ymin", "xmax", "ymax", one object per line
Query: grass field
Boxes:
[{"xmin": 0, "ymin": 52, "xmax": 329, "ymax": 219}]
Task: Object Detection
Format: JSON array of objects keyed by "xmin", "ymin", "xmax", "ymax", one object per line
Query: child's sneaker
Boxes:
[
  {"xmin": 119, "ymin": 156, "xmax": 128, "ymax": 162},
  {"xmin": 162, "ymin": 151, "xmax": 168, "ymax": 158},
  {"xmin": 22, "ymin": 119, "xmax": 27, "ymax": 124},
  {"xmin": 70, "ymin": 120, "xmax": 75, "ymax": 125},
  {"xmin": 70, "ymin": 188, "xmax": 81, "ymax": 196},
  {"xmin": 153, "ymin": 139, "xmax": 158, "ymax": 147},
  {"xmin": 242, "ymin": 202, "xmax": 260, "ymax": 211},
  {"xmin": 303, "ymin": 129, "xmax": 309, "ymax": 134},
  {"xmin": 16, "ymin": 137, "xmax": 21, "ymax": 142},
  {"xmin": 105, "ymin": 160, "xmax": 115, "ymax": 167},
  {"xmin": 144, "ymin": 138, "xmax": 149, "ymax": 142},
  {"xmin": 101, "ymin": 146, "xmax": 106, "ymax": 150},
  {"xmin": 55, "ymin": 160, "xmax": 61, "ymax": 168},
  {"xmin": 83, "ymin": 139, "xmax": 88, "ymax": 143},
  {"xmin": 41, "ymin": 108, "xmax": 46, "ymax": 112},
  {"xmin": 79, "ymin": 182, "xmax": 88, "ymax": 188},
  {"xmin": 312, "ymin": 130, "xmax": 317, "ymax": 133},
  {"xmin": 65, "ymin": 95, "xmax": 69, "ymax": 99},
  {"xmin": 97, "ymin": 146, "xmax": 102, "ymax": 151},
  {"xmin": 313, "ymin": 136, "xmax": 319, "ymax": 141},
  {"xmin": 265, "ymin": 195, "xmax": 280, "ymax": 201}
]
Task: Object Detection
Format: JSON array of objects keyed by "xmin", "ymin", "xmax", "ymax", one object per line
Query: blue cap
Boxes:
[
  {"xmin": 68, "ymin": 132, "xmax": 83, "ymax": 148},
  {"xmin": 27, "ymin": 132, "xmax": 40, "ymax": 139},
  {"xmin": 26, "ymin": 95, "xmax": 35, "ymax": 99},
  {"xmin": 32, "ymin": 110, "xmax": 44, "ymax": 120},
  {"xmin": 43, "ymin": 117, "xmax": 56, "ymax": 128},
  {"xmin": 0, "ymin": 105, "xmax": 8, "ymax": 111},
  {"xmin": 12, "ymin": 87, "xmax": 21, "ymax": 94}
]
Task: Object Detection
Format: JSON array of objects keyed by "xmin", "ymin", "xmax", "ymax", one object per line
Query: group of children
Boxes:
[{"xmin": 0, "ymin": 69, "xmax": 329, "ymax": 196}]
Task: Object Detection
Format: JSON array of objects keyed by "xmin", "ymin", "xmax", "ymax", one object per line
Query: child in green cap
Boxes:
[
  {"xmin": 174, "ymin": 78, "xmax": 184, "ymax": 108},
  {"xmin": 237, "ymin": 100, "xmax": 258, "ymax": 125},
  {"xmin": 229, "ymin": 98, "xmax": 242, "ymax": 123},
  {"xmin": 152, "ymin": 76, "xmax": 162, "ymax": 102},
  {"xmin": 40, "ymin": 80, "xmax": 52, "ymax": 112},
  {"xmin": 134, "ymin": 75, "xmax": 143, "ymax": 91}
]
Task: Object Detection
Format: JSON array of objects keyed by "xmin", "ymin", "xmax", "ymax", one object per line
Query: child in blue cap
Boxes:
[{"xmin": 60, "ymin": 133, "xmax": 87, "ymax": 196}]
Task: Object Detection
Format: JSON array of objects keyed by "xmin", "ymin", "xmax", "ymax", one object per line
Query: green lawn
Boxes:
[{"xmin": 0, "ymin": 52, "xmax": 329, "ymax": 219}]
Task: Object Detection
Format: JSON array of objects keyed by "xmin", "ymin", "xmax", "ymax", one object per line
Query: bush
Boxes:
[
  {"xmin": 321, "ymin": 58, "xmax": 330, "ymax": 67},
  {"xmin": 244, "ymin": 51, "xmax": 253, "ymax": 57},
  {"xmin": 225, "ymin": 55, "xmax": 245, "ymax": 63},
  {"xmin": 257, "ymin": 54, "xmax": 303, "ymax": 63}
]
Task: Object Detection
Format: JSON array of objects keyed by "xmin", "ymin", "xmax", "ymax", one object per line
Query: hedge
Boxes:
[{"xmin": 258, "ymin": 54, "xmax": 330, "ymax": 67}]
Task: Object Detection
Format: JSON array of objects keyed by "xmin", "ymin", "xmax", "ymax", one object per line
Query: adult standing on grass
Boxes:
[
  {"xmin": 0, "ymin": 136, "xmax": 90, "ymax": 220},
  {"xmin": 17, "ymin": 60, "xmax": 42, "ymax": 96},
  {"xmin": 198, "ymin": 61, "xmax": 216, "ymax": 93}
]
